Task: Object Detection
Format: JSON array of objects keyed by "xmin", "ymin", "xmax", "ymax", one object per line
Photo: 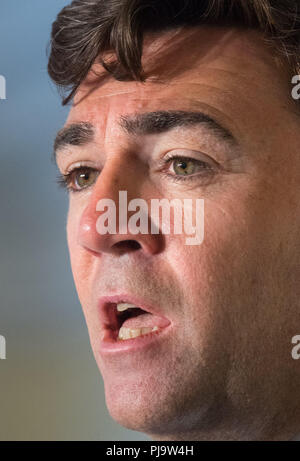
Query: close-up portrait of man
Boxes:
[{"xmin": 47, "ymin": 0, "xmax": 300, "ymax": 441}]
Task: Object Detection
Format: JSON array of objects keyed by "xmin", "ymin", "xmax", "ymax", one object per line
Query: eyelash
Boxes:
[
  {"xmin": 160, "ymin": 154, "xmax": 217, "ymax": 183},
  {"xmin": 56, "ymin": 166, "xmax": 96, "ymax": 193},
  {"xmin": 57, "ymin": 155, "xmax": 218, "ymax": 192}
]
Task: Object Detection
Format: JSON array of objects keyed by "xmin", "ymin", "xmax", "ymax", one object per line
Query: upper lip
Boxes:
[{"xmin": 98, "ymin": 293, "xmax": 170, "ymax": 333}]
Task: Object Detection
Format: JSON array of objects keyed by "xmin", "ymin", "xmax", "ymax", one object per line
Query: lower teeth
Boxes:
[{"xmin": 118, "ymin": 325, "xmax": 159, "ymax": 340}]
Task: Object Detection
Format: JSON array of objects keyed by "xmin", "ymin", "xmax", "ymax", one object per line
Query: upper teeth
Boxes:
[{"xmin": 117, "ymin": 303, "xmax": 138, "ymax": 312}]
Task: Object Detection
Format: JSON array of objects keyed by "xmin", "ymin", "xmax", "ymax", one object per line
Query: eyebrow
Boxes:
[
  {"xmin": 53, "ymin": 110, "xmax": 236, "ymax": 161},
  {"xmin": 54, "ymin": 122, "xmax": 94, "ymax": 155}
]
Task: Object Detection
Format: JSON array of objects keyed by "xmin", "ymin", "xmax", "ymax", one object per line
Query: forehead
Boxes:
[{"xmin": 66, "ymin": 26, "xmax": 291, "ymax": 137}]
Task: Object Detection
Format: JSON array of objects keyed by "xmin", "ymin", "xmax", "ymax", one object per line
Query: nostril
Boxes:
[{"xmin": 113, "ymin": 240, "xmax": 141, "ymax": 252}]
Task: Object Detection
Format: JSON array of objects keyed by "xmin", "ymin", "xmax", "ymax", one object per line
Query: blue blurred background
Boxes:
[{"xmin": 0, "ymin": 0, "xmax": 148, "ymax": 441}]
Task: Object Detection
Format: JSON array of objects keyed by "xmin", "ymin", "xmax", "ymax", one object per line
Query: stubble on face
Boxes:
[{"xmin": 61, "ymin": 26, "xmax": 300, "ymax": 440}]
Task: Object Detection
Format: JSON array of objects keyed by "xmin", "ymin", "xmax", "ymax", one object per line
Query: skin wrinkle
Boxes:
[
  {"xmin": 55, "ymin": 111, "xmax": 236, "ymax": 156},
  {"xmin": 71, "ymin": 81, "xmax": 288, "ymax": 150},
  {"xmin": 57, "ymin": 26, "xmax": 300, "ymax": 440}
]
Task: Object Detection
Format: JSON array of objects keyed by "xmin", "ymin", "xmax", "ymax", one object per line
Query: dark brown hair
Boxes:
[{"xmin": 48, "ymin": 0, "xmax": 300, "ymax": 105}]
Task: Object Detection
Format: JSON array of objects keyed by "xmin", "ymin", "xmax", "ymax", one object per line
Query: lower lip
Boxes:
[{"xmin": 99, "ymin": 323, "xmax": 173, "ymax": 355}]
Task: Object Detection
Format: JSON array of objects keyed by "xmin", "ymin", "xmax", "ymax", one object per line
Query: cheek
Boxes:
[
  {"xmin": 66, "ymin": 208, "xmax": 90, "ymax": 302},
  {"xmin": 165, "ymin": 201, "xmax": 252, "ymax": 311},
  {"xmin": 66, "ymin": 210, "xmax": 77, "ymax": 272}
]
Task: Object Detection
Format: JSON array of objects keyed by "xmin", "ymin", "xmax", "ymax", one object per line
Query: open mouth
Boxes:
[{"xmin": 104, "ymin": 301, "xmax": 171, "ymax": 342}]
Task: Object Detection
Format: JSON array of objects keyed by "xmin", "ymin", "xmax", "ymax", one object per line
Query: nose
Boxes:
[{"xmin": 77, "ymin": 156, "xmax": 164, "ymax": 256}]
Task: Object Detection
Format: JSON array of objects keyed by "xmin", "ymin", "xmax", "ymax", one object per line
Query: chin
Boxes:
[{"xmin": 102, "ymin": 372, "xmax": 223, "ymax": 439}]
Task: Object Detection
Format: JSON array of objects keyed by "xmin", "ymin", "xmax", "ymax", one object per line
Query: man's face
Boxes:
[{"xmin": 55, "ymin": 27, "xmax": 300, "ymax": 440}]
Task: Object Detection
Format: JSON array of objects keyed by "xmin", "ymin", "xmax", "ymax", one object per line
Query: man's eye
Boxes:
[
  {"xmin": 168, "ymin": 157, "xmax": 214, "ymax": 178},
  {"xmin": 57, "ymin": 166, "xmax": 99, "ymax": 192}
]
